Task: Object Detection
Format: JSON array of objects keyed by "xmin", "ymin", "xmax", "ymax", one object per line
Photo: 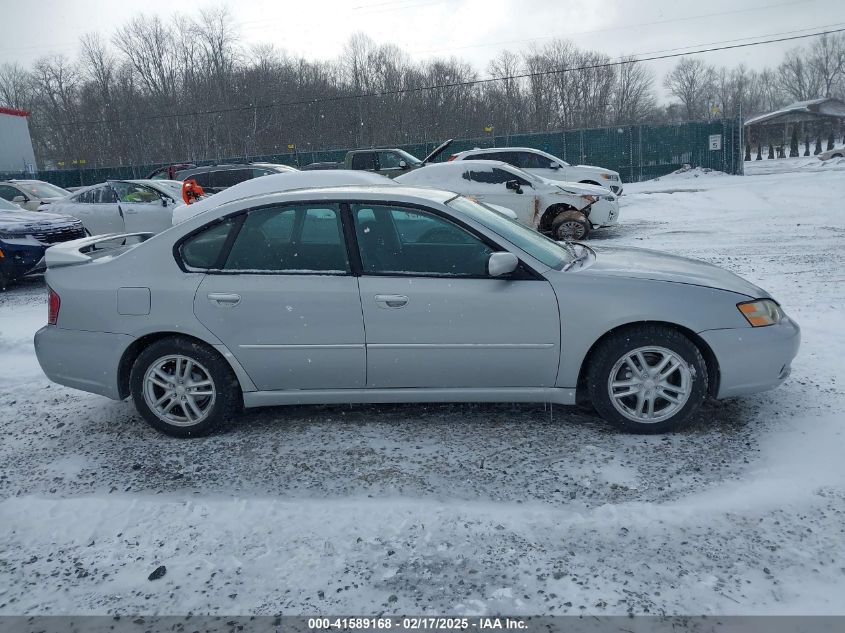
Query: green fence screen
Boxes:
[{"xmin": 1, "ymin": 118, "xmax": 743, "ymax": 189}]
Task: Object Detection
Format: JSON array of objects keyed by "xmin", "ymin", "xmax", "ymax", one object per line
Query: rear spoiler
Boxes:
[{"xmin": 42, "ymin": 232, "xmax": 154, "ymax": 268}]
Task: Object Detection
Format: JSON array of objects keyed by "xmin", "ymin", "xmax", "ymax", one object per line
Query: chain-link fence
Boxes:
[{"xmin": 1, "ymin": 118, "xmax": 743, "ymax": 189}]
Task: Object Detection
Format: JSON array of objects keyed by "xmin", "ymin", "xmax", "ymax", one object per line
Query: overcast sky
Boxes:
[{"xmin": 1, "ymin": 0, "xmax": 844, "ymax": 100}]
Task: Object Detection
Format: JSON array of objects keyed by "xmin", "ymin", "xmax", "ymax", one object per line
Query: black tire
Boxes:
[
  {"xmin": 586, "ymin": 325, "xmax": 708, "ymax": 433},
  {"xmin": 551, "ymin": 210, "xmax": 591, "ymax": 241},
  {"xmin": 129, "ymin": 337, "xmax": 241, "ymax": 438}
]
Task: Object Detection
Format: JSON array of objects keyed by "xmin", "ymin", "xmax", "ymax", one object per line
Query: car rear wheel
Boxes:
[
  {"xmin": 551, "ymin": 210, "xmax": 591, "ymax": 241},
  {"xmin": 587, "ymin": 325, "xmax": 708, "ymax": 433},
  {"xmin": 130, "ymin": 337, "xmax": 241, "ymax": 437}
]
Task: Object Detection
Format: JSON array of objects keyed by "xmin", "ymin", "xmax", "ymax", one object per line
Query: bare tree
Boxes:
[{"xmin": 663, "ymin": 57, "xmax": 715, "ymax": 120}]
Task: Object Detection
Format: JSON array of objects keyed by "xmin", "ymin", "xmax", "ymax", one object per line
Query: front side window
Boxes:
[
  {"xmin": 0, "ymin": 185, "xmax": 21, "ymax": 201},
  {"xmin": 93, "ymin": 185, "xmax": 117, "ymax": 204},
  {"xmin": 464, "ymin": 167, "xmax": 530, "ymax": 187},
  {"xmin": 515, "ymin": 152, "xmax": 546, "ymax": 169},
  {"xmin": 352, "ymin": 204, "xmax": 492, "ymax": 277},
  {"xmin": 447, "ymin": 196, "xmax": 570, "ymax": 270},
  {"xmin": 377, "ymin": 151, "xmax": 403, "ymax": 169},
  {"xmin": 112, "ymin": 182, "xmax": 160, "ymax": 204},
  {"xmin": 224, "ymin": 203, "xmax": 348, "ymax": 273}
]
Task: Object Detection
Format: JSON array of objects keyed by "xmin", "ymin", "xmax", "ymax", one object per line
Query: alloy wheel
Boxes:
[
  {"xmin": 142, "ymin": 355, "xmax": 217, "ymax": 427},
  {"xmin": 606, "ymin": 346, "xmax": 692, "ymax": 423}
]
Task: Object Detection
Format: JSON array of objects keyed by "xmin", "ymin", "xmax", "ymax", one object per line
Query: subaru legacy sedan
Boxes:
[{"xmin": 34, "ymin": 185, "xmax": 799, "ymax": 437}]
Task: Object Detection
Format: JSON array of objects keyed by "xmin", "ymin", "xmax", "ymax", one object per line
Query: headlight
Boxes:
[
  {"xmin": 580, "ymin": 194, "xmax": 598, "ymax": 203},
  {"xmin": 737, "ymin": 299, "xmax": 783, "ymax": 327},
  {"xmin": 602, "ymin": 194, "xmax": 616, "ymax": 202},
  {"xmin": 600, "ymin": 173, "xmax": 611, "ymax": 180}
]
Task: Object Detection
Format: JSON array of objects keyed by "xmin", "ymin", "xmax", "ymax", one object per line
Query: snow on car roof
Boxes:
[{"xmin": 172, "ymin": 170, "xmax": 404, "ymax": 224}]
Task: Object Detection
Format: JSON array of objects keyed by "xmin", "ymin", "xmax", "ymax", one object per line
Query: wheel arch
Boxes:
[
  {"xmin": 575, "ymin": 320, "xmax": 720, "ymax": 404},
  {"xmin": 538, "ymin": 203, "xmax": 582, "ymax": 232},
  {"xmin": 118, "ymin": 331, "xmax": 251, "ymax": 399}
]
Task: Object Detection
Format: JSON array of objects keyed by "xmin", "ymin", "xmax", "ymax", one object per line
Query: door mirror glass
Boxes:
[
  {"xmin": 505, "ymin": 179, "xmax": 523, "ymax": 194},
  {"xmin": 398, "ymin": 160, "xmax": 407, "ymax": 169},
  {"xmin": 487, "ymin": 252, "xmax": 519, "ymax": 277}
]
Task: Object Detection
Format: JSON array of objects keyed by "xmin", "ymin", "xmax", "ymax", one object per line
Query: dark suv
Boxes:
[
  {"xmin": 174, "ymin": 163, "xmax": 298, "ymax": 194},
  {"xmin": 0, "ymin": 197, "xmax": 85, "ymax": 289}
]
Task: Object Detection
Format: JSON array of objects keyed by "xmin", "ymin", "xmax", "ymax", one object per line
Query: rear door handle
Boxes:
[
  {"xmin": 208, "ymin": 292, "xmax": 241, "ymax": 307},
  {"xmin": 374, "ymin": 294, "xmax": 408, "ymax": 309}
]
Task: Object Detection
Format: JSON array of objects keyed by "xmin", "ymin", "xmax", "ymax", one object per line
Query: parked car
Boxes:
[
  {"xmin": 0, "ymin": 180, "xmax": 72, "ymax": 211},
  {"xmin": 147, "ymin": 163, "xmax": 197, "ymax": 180},
  {"xmin": 448, "ymin": 147, "xmax": 624, "ymax": 195},
  {"xmin": 818, "ymin": 146, "xmax": 844, "ymax": 160},
  {"xmin": 48, "ymin": 179, "xmax": 186, "ymax": 236},
  {"xmin": 321, "ymin": 139, "xmax": 453, "ymax": 178},
  {"xmin": 300, "ymin": 162, "xmax": 340, "ymax": 171},
  {"xmin": 395, "ymin": 160, "xmax": 618, "ymax": 240},
  {"xmin": 174, "ymin": 163, "xmax": 298, "ymax": 194},
  {"xmin": 35, "ymin": 185, "xmax": 798, "ymax": 437},
  {"xmin": 0, "ymin": 196, "xmax": 85, "ymax": 288}
]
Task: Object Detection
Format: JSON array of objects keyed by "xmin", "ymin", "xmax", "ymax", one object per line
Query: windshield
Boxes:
[
  {"xmin": 16, "ymin": 181, "xmax": 70, "ymax": 199},
  {"xmin": 447, "ymin": 195, "xmax": 572, "ymax": 269}
]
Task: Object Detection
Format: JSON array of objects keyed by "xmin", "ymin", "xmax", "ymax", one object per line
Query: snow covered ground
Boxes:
[{"xmin": 0, "ymin": 161, "xmax": 843, "ymax": 616}]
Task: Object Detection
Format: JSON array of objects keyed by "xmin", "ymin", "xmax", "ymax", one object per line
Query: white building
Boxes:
[{"xmin": 0, "ymin": 107, "xmax": 37, "ymax": 174}]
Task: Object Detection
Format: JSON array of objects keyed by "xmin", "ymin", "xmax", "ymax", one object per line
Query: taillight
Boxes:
[
  {"xmin": 447, "ymin": 154, "xmax": 458, "ymax": 161},
  {"xmin": 48, "ymin": 286, "xmax": 61, "ymax": 325}
]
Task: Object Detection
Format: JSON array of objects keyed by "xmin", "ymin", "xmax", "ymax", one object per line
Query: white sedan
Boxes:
[
  {"xmin": 448, "ymin": 147, "xmax": 624, "ymax": 194},
  {"xmin": 396, "ymin": 160, "xmax": 618, "ymax": 240},
  {"xmin": 48, "ymin": 179, "xmax": 185, "ymax": 236}
]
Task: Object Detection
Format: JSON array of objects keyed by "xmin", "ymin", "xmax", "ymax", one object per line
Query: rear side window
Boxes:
[
  {"xmin": 214, "ymin": 169, "xmax": 252, "ymax": 189},
  {"xmin": 224, "ymin": 204, "xmax": 349, "ymax": 273},
  {"xmin": 187, "ymin": 171, "xmax": 213, "ymax": 188},
  {"xmin": 72, "ymin": 189, "xmax": 94, "ymax": 204},
  {"xmin": 351, "ymin": 152, "xmax": 376, "ymax": 170},
  {"xmin": 514, "ymin": 152, "xmax": 546, "ymax": 169},
  {"xmin": 180, "ymin": 218, "xmax": 238, "ymax": 270}
]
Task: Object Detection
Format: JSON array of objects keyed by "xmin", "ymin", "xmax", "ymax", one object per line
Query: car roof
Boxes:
[
  {"xmin": 171, "ymin": 170, "xmax": 406, "ymax": 224},
  {"xmin": 455, "ymin": 147, "xmax": 548, "ymax": 154}
]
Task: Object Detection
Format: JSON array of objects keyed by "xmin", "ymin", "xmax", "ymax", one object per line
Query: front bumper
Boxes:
[
  {"xmin": 0, "ymin": 239, "xmax": 47, "ymax": 282},
  {"xmin": 587, "ymin": 199, "xmax": 620, "ymax": 228},
  {"xmin": 34, "ymin": 326, "xmax": 133, "ymax": 400},
  {"xmin": 699, "ymin": 316, "xmax": 800, "ymax": 399}
]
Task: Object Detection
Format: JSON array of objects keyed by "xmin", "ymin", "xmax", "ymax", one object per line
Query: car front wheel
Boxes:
[
  {"xmin": 587, "ymin": 325, "xmax": 708, "ymax": 433},
  {"xmin": 551, "ymin": 210, "xmax": 591, "ymax": 240},
  {"xmin": 130, "ymin": 337, "xmax": 241, "ymax": 437}
]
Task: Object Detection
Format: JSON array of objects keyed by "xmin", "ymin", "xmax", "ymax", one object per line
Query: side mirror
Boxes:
[
  {"xmin": 487, "ymin": 252, "xmax": 519, "ymax": 277},
  {"xmin": 549, "ymin": 161, "xmax": 561, "ymax": 170},
  {"xmin": 12, "ymin": 195, "xmax": 28, "ymax": 203},
  {"xmin": 398, "ymin": 160, "xmax": 407, "ymax": 169},
  {"xmin": 505, "ymin": 179, "xmax": 523, "ymax": 194},
  {"xmin": 161, "ymin": 196, "xmax": 170, "ymax": 207}
]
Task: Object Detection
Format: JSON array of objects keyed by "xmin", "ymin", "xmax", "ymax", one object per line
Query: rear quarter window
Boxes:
[{"xmin": 179, "ymin": 218, "xmax": 238, "ymax": 269}]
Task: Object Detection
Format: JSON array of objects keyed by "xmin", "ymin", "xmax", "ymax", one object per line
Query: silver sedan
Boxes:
[{"xmin": 34, "ymin": 184, "xmax": 800, "ymax": 437}]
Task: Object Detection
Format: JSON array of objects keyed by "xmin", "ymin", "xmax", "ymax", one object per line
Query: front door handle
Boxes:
[
  {"xmin": 208, "ymin": 292, "xmax": 241, "ymax": 307},
  {"xmin": 374, "ymin": 294, "xmax": 408, "ymax": 309}
]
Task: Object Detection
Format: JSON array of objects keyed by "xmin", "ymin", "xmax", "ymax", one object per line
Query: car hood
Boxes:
[
  {"xmin": 551, "ymin": 181, "xmax": 613, "ymax": 197},
  {"xmin": 0, "ymin": 208, "xmax": 79, "ymax": 227},
  {"xmin": 580, "ymin": 246, "xmax": 769, "ymax": 298},
  {"xmin": 568, "ymin": 164, "xmax": 617, "ymax": 177}
]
